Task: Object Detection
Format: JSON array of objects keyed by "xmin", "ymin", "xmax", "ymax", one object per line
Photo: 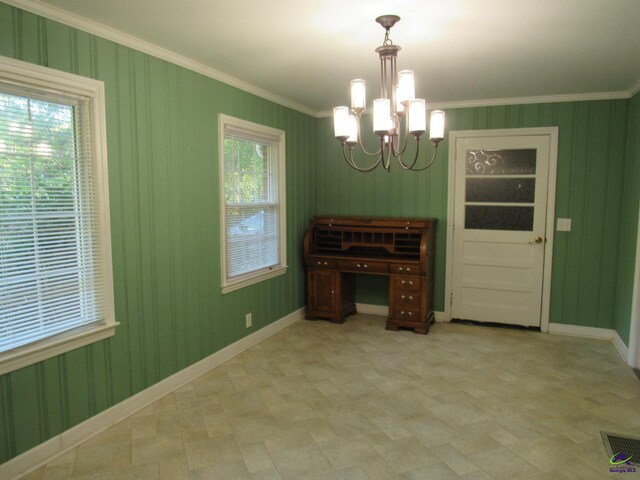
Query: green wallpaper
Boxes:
[
  {"xmin": 0, "ymin": 3, "xmax": 315, "ymax": 462},
  {"xmin": 316, "ymin": 100, "xmax": 631, "ymax": 327},
  {"xmin": 614, "ymin": 92, "xmax": 640, "ymax": 345}
]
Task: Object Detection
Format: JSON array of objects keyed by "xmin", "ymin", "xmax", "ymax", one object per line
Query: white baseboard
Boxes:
[
  {"xmin": 0, "ymin": 307, "xmax": 305, "ymax": 480},
  {"xmin": 548, "ymin": 322, "xmax": 616, "ymax": 340},
  {"xmin": 434, "ymin": 311, "xmax": 447, "ymax": 322},
  {"xmin": 548, "ymin": 322, "xmax": 630, "ymax": 363},
  {"xmin": 614, "ymin": 331, "xmax": 630, "ymax": 364}
]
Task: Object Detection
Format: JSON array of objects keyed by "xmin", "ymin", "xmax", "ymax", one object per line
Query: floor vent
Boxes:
[{"xmin": 602, "ymin": 431, "xmax": 640, "ymax": 466}]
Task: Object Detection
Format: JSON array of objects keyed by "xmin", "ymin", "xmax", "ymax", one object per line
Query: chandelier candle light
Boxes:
[{"xmin": 333, "ymin": 15, "xmax": 445, "ymax": 172}]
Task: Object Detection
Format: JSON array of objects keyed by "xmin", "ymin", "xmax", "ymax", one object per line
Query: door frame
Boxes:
[
  {"xmin": 627, "ymin": 202, "xmax": 640, "ymax": 368},
  {"xmin": 444, "ymin": 127, "xmax": 559, "ymax": 332}
]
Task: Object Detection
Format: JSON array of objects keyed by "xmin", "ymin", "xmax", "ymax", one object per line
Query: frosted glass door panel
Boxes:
[
  {"xmin": 466, "ymin": 149, "xmax": 536, "ymax": 175},
  {"xmin": 465, "ymin": 178, "xmax": 535, "ymax": 203}
]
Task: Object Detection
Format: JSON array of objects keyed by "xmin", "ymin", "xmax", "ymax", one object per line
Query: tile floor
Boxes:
[{"xmin": 22, "ymin": 314, "xmax": 640, "ymax": 479}]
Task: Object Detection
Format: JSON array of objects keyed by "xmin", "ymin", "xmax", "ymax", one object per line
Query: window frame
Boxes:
[
  {"xmin": 219, "ymin": 114, "xmax": 287, "ymax": 294},
  {"xmin": 0, "ymin": 56, "xmax": 116, "ymax": 375}
]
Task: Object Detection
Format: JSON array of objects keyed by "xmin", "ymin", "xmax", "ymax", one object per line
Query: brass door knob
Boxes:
[{"xmin": 529, "ymin": 236, "xmax": 544, "ymax": 245}]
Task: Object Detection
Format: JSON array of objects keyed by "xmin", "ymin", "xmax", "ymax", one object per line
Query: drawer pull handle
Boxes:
[
  {"xmin": 363, "ymin": 264, "xmax": 368, "ymax": 269},
  {"xmin": 401, "ymin": 295, "xmax": 406, "ymax": 300},
  {"xmin": 406, "ymin": 268, "xmax": 411, "ymax": 272},
  {"xmin": 356, "ymin": 264, "xmax": 361, "ymax": 268},
  {"xmin": 409, "ymin": 281, "xmax": 413, "ymax": 286},
  {"xmin": 317, "ymin": 261, "xmax": 322, "ymax": 265},
  {"xmin": 401, "ymin": 311, "xmax": 405, "ymax": 315},
  {"xmin": 324, "ymin": 261, "xmax": 328, "ymax": 266},
  {"xmin": 331, "ymin": 290, "xmax": 335, "ymax": 294},
  {"xmin": 399, "ymin": 267, "xmax": 404, "ymax": 271},
  {"xmin": 401, "ymin": 280, "xmax": 406, "ymax": 285},
  {"xmin": 408, "ymin": 312, "xmax": 413, "ymax": 317},
  {"xmin": 409, "ymin": 296, "xmax": 413, "ymax": 301}
]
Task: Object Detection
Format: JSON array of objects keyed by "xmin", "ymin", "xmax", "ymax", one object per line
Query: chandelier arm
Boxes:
[
  {"xmin": 352, "ymin": 115, "xmax": 383, "ymax": 156},
  {"xmin": 356, "ymin": 135, "xmax": 383, "ymax": 156},
  {"xmin": 407, "ymin": 142, "xmax": 440, "ymax": 172},
  {"xmin": 342, "ymin": 143, "xmax": 384, "ymax": 173},
  {"xmin": 396, "ymin": 137, "xmax": 421, "ymax": 170},
  {"xmin": 389, "ymin": 134, "xmax": 398, "ymax": 157},
  {"xmin": 399, "ymin": 113, "xmax": 411, "ymax": 155},
  {"xmin": 394, "ymin": 120, "xmax": 410, "ymax": 157},
  {"xmin": 382, "ymin": 138, "xmax": 392, "ymax": 171},
  {"xmin": 341, "ymin": 143, "xmax": 360, "ymax": 169}
]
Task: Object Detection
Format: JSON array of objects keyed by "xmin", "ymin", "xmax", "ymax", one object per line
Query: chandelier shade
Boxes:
[
  {"xmin": 351, "ymin": 79, "xmax": 366, "ymax": 110},
  {"xmin": 333, "ymin": 15, "xmax": 445, "ymax": 172}
]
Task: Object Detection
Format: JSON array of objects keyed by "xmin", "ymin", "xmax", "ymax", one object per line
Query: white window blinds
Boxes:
[
  {"xmin": 0, "ymin": 87, "xmax": 105, "ymax": 352},
  {"xmin": 223, "ymin": 129, "xmax": 280, "ymax": 280}
]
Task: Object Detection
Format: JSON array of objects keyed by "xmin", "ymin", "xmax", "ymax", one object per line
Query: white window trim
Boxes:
[
  {"xmin": 218, "ymin": 114, "xmax": 287, "ymax": 294},
  {"xmin": 0, "ymin": 55, "xmax": 116, "ymax": 375}
]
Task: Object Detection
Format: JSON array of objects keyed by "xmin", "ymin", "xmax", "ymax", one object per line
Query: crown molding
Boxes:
[
  {"xmin": 3, "ymin": 0, "xmax": 320, "ymax": 117},
  {"xmin": 6, "ymin": 0, "xmax": 640, "ymax": 117},
  {"xmin": 429, "ymin": 90, "xmax": 633, "ymax": 110},
  {"xmin": 316, "ymin": 90, "xmax": 635, "ymax": 118}
]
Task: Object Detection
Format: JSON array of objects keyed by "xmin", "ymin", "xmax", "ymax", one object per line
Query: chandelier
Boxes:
[{"xmin": 333, "ymin": 15, "xmax": 445, "ymax": 172}]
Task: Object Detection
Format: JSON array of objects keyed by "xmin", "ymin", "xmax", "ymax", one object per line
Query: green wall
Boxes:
[
  {"xmin": 316, "ymin": 100, "xmax": 630, "ymax": 328},
  {"xmin": 614, "ymin": 92, "xmax": 640, "ymax": 344},
  {"xmin": 0, "ymin": 3, "xmax": 315, "ymax": 463}
]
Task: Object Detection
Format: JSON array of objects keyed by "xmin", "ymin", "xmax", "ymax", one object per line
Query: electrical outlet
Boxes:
[{"xmin": 245, "ymin": 313, "xmax": 252, "ymax": 328}]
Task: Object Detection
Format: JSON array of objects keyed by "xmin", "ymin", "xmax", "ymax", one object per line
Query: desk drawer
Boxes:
[
  {"xmin": 393, "ymin": 291, "xmax": 420, "ymax": 307},
  {"xmin": 390, "ymin": 263, "xmax": 419, "ymax": 275},
  {"xmin": 392, "ymin": 275, "xmax": 422, "ymax": 292},
  {"xmin": 390, "ymin": 306, "xmax": 421, "ymax": 321},
  {"xmin": 336, "ymin": 259, "xmax": 388, "ymax": 274},
  {"xmin": 308, "ymin": 256, "xmax": 335, "ymax": 269}
]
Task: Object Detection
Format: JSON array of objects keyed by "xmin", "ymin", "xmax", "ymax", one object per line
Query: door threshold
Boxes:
[{"xmin": 450, "ymin": 318, "xmax": 541, "ymax": 332}]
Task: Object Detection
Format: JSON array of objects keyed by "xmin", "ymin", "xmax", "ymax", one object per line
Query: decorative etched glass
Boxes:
[
  {"xmin": 465, "ymin": 206, "xmax": 534, "ymax": 231},
  {"xmin": 466, "ymin": 149, "xmax": 536, "ymax": 175},
  {"xmin": 466, "ymin": 178, "xmax": 535, "ymax": 203}
]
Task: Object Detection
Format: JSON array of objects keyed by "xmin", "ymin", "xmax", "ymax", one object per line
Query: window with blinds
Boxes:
[
  {"xmin": 219, "ymin": 115, "xmax": 286, "ymax": 293},
  {"xmin": 0, "ymin": 57, "xmax": 114, "ymax": 374}
]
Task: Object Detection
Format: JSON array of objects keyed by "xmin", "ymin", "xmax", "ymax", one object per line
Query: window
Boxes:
[
  {"xmin": 0, "ymin": 57, "xmax": 115, "ymax": 374},
  {"xmin": 219, "ymin": 115, "xmax": 286, "ymax": 293}
]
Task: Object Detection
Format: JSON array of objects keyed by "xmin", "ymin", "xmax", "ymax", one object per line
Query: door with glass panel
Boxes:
[{"xmin": 451, "ymin": 133, "xmax": 550, "ymax": 327}]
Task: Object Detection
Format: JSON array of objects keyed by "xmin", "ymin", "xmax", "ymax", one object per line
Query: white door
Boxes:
[{"xmin": 451, "ymin": 133, "xmax": 551, "ymax": 327}]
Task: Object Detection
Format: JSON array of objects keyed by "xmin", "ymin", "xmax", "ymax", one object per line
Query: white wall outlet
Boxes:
[
  {"xmin": 556, "ymin": 218, "xmax": 572, "ymax": 232},
  {"xmin": 245, "ymin": 313, "xmax": 252, "ymax": 328}
]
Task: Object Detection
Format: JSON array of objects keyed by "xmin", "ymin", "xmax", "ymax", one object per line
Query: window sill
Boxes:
[
  {"xmin": 0, "ymin": 322, "xmax": 119, "ymax": 375},
  {"xmin": 222, "ymin": 265, "xmax": 288, "ymax": 294}
]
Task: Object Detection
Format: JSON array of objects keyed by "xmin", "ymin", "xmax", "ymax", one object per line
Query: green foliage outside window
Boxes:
[
  {"xmin": 1, "ymin": 93, "xmax": 80, "ymax": 280},
  {"xmin": 223, "ymin": 137, "xmax": 269, "ymax": 204}
]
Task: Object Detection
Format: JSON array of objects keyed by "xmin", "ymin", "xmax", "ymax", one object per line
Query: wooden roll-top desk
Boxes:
[{"xmin": 303, "ymin": 216, "xmax": 437, "ymax": 334}]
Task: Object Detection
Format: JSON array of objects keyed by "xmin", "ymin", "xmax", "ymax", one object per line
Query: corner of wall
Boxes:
[{"xmin": 613, "ymin": 92, "xmax": 640, "ymax": 348}]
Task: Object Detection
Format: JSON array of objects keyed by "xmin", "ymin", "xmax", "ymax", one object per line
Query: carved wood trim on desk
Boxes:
[{"xmin": 304, "ymin": 216, "xmax": 437, "ymax": 334}]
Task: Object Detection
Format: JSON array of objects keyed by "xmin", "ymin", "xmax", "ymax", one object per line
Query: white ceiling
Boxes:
[{"xmin": 12, "ymin": 0, "xmax": 640, "ymax": 115}]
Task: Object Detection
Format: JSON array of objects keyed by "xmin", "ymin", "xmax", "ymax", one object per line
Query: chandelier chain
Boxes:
[{"xmin": 383, "ymin": 30, "xmax": 393, "ymax": 46}]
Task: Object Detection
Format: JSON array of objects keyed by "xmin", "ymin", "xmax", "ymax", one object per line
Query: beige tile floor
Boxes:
[{"xmin": 22, "ymin": 314, "xmax": 640, "ymax": 479}]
